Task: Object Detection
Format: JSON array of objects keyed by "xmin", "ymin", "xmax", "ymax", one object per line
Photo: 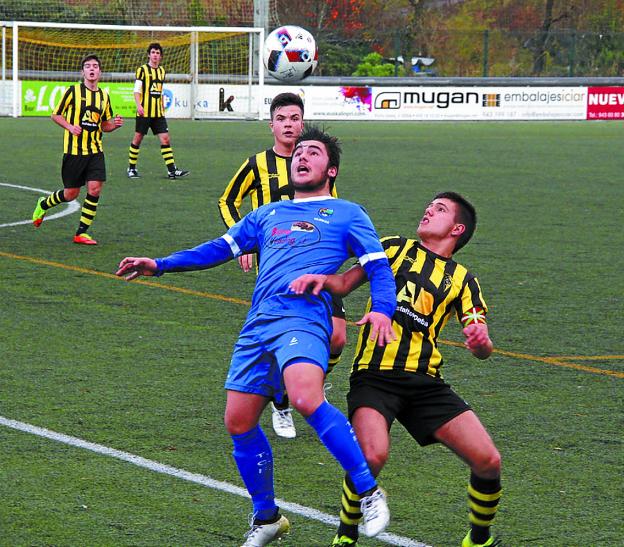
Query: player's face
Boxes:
[
  {"xmin": 417, "ymin": 198, "xmax": 464, "ymax": 240},
  {"xmin": 291, "ymin": 140, "xmax": 337, "ymax": 193},
  {"xmin": 82, "ymin": 60, "xmax": 101, "ymax": 83},
  {"xmin": 149, "ymin": 49, "xmax": 162, "ymax": 66},
  {"xmin": 270, "ymin": 105, "xmax": 304, "ymax": 149}
]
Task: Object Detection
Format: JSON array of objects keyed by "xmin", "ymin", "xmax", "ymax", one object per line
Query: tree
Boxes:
[{"xmin": 352, "ymin": 52, "xmax": 408, "ymax": 76}]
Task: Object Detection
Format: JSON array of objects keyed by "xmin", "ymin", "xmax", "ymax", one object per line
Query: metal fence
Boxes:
[{"xmin": 362, "ymin": 28, "xmax": 624, "ymax": 78}]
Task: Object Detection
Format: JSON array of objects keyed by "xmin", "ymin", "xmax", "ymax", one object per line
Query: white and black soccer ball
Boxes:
[{"xmin": 263, "ymin": 25, "xmax": 318, "ymax": 82}]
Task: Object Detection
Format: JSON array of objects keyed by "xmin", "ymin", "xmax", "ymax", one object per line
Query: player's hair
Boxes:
[
  {"xmin": 270, "ymin": 92, "xmax": 304, "ymax": 119},
  {"xmin": 433, "ymin": 191, "xmax": 477, "ymax": 253},
  {"xmin": 296, "ymin": 125, "xmax": 341, "ymax": 175},
  {"xmin": 80, "ymin": 53, "xmax": 101, "ymax": 69},
  {"xmin": 147, "ymin": 42, "xmax": 163, "ymax": 55}
]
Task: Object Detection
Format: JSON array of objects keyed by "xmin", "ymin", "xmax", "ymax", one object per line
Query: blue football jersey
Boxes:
[
  {"xmin": 155, "ymin": 196, "xmax": 395, "ymax": 331},
  {"xmin": 225, "ymin": 197, "xmax": 383, "ymax": 315}
]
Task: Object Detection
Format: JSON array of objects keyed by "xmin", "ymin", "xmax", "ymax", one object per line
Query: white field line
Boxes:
[
  {"xmin": 0, "ymin": 182, "xmax": 80, "ymax": 227},
  {"xmin": 0, "ymin": 415, "xmax": 430, "ymax": 547}
]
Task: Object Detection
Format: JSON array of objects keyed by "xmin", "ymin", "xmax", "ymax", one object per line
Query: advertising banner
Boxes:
[
  {"xmin": 19, "ymin": 81, "xmax": 620, "ymax": 122},
  {"xmin": 586, "ymin": 86, "xmax": 624, "ymax": 120},
  {"xmin": 21, "ymin": 81, "xmax": 187, "ymax": 118},
  {"xmin": 260, "ymin": 85, "xmax": 587, "ymax": 121},
  {"xmin": 22, "ymin": 81, "xmax": 74, "ymax": 116},
  {"xmin": 368, "ymin": 86, "xmax": 587, "ymax": 121},
  {"xmin": 162, "ymin": 84, "xmax": 192, "ymax": 118}
]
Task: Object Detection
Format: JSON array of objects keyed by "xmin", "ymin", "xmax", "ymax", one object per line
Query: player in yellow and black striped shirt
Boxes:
[
  {"xmin": 290, "ymin": 192, "xmax": 502, "ymax": 547},
  {"xmin": 127, "ymin": 43, "xmax": 188, "ymax": 179},
  {"xmin": 32, "ymin": 54, "xmax": 123, "ymax": 245},
  {"xmin": 218, "ymin": 93, "xmax": 344, "ymax": 440}
]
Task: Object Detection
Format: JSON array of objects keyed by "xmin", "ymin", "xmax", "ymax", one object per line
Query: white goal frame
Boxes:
[{"xmin": 1, "ymin": 21, "xmax": 265, "ymax": 119}]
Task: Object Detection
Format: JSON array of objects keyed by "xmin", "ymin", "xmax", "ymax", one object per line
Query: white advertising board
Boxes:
[
  {"xmin": 188, "ymin": 84, "xmax": 588, "ymax": 121},
  {"xmin": 15, "ymin": 81, "xmax": 601, "ymax": 121}
]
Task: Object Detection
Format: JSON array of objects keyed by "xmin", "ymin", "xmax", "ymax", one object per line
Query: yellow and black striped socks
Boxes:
[
  {"xmin": 42, "ymin": 190, "xmax": 67, "ymax": 210},
  {"xmin": 467, "ymin": 472, "xmax": 502, "ymax": 544},
  {"xmin": 160, "ymin": 144, "xmax": 176, "ymax": 172},
  {"xmin": 76, "ymin": 193, "xmax": 100, "ymax": 235},
  {"xmin": 128, "ymin": 143, "xmax": 140, "ymax": 168},
  {"xmin": 336, "ymin": 475, "xmax": 361, "ymax": 540}
]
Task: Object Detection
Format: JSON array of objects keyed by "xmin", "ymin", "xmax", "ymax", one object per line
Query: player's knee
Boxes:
[
  {"xmin": 224, "ymin": 413, "xmax": 253, "ymax": 436},
  {"xmin": 64, "ymin": 188, "xmax": 80, "ymax": 201},
  {"xmin": 472, "ymin": 448, "xmax": 502, "ymax": 477},
  {"xmin": 363, "ymin": 445, "xmax": 388, "ymax": 476},
  {"xmin": 289, "ymin": 396, "xmax": 319, "ymax": 417}
]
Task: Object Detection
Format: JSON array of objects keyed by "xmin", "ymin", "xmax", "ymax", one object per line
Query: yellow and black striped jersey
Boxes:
[
  {"xmin": 53, "ymin": 83, "xmax": 113, "ymax": 156},
  {"xmin": 218, "ymin": 148, "xmax": 338, "ymax": 228},
  {"xmin": 135, "ymin": 63, "xmax": 165, "ymax": 118},
  {"xmin": 353, "ymin": 236, "xmax": 488, "ymax": 379}
]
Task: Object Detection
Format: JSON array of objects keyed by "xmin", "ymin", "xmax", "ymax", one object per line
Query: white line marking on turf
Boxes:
[
  {"xmin": 0, "ymin": 415, "xmax": 429, "ymax": 547},
  {"xmin": 0, "ymin": 182, "xmax": 80, "ymax": 228}
]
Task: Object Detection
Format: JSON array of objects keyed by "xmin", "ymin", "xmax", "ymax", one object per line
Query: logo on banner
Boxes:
[
  {"xmin": 219, "ymin": 88, "xmax": 234, "ymax": 112},
  {"xmin": 22, "ymin": 83, "xmax": 69, "ymax": 114},
  {"xmin": 482, "ymin": 93, "xmax": 500, "ymax": 107},
  {"xmin": 375, "ymin": 92, "xmax": 401, "ymax": 109},
  {"xmin": 587, "ymin": 86, "xmax": 624, "ymax": 120},
  {"xmin": 163, "ymin": 89, "xmax": 173, "ymax": 110}
]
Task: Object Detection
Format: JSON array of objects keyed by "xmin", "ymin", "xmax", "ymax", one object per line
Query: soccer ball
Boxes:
[{"xmin": 263, "ymin": 26, "xmax": 318, "ymax": 82}]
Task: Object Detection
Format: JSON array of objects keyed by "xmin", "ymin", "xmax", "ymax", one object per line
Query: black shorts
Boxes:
[
  {"xmin": 61, "ymin": 152, "xmax": 106, "ymax": 188},
  {"xmin": 135, "ymin": 116, "xmax": 168, "ymax": 135},
  {"xmin": 347, "ymin": 370, "xmax": 471, "ymax": 446},
  {"xmin": 331, "ymin": 294, "xmax": 346, "ymax": 320}
]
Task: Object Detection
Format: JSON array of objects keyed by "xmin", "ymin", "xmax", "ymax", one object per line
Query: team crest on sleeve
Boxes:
[{"xmin": 461, "ymin": 307, "xmax": 486, "ymax": 326}]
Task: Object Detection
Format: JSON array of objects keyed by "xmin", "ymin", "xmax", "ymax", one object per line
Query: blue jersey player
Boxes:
[{"xmin": 116, "ymin": 127, "xmax": 397, "ymax": 547}]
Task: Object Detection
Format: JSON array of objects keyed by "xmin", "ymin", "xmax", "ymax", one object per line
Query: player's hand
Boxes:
[
  {"xmin": 289, "ymin": 274, "xmax": 328, "ymax": 295},
  {"xmin": 69, "ymin": 124, "xmax": 82, "ymax": 136},
  {"xmin": 116, "ymin": 257, "xmax": 158, "ymax": 281},
  {"xmin": 463, "ymin": 323, "xmax": 493, "ymax": 359},
  {"xmin": 137, "ymin": 105, "xmax": 145, "ymax": 116},
  {"xmin": 357, "ymin": 311, "xmax": 397, "ymax": 347},
  {"xmin": 114, "ymin": 115, "xmax": 123, "ymax": 128},
  {"xmin": 237, "ymin": 253, "xmax": 255, "ymax": 272}
]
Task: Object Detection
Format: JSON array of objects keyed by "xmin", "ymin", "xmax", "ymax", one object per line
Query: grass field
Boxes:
[{"xmin": 0, "ymin": 117, "xmax": 622, "ymax": 547}]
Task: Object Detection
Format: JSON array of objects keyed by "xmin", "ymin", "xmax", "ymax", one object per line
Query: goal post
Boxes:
[{"xmin": 1, "ymin": 21, "xmax": 265, "ymax": 119}]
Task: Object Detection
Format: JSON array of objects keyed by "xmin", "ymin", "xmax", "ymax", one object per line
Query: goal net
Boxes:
[{"xmin": 1, "ymin": 22, "xmax": 265, "ymax": 119}]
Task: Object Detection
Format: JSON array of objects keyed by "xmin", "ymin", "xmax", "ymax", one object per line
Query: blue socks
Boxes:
[
  {"xmin": 306, "ymin": 401, "xmax": 376, "ymax": 494},
  {"xmin": 231, "ymin": 425, "xmax": 278, "ymax": 521},
  {"xmin": 232, "ymin": 403, "xmax": 376, "ymax": 520}
]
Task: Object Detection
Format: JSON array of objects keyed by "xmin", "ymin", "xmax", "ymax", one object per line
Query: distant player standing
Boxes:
[
  {"xmin": 218, "ymin": 93, "xmax": 348, "ymax": 439},
  {"xmin": 32, "ymin": 54, "xmax": 123, "ymax": 245},
  {"xmin": 127, "ymin": 43, "xmax": 189, "ymax": 179}
]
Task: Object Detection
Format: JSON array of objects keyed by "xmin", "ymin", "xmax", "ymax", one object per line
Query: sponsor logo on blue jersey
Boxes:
[
  {"xmin": 267, "ymin": 221, "xmax": 321, "ymax": 248},
  {"xmin": 318, "ymin": 207, "xmax": 334, "ymax": 217}
]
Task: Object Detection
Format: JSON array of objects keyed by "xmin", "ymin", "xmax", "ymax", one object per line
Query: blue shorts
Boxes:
[{"xmin": 225, "ymin": 317, "xmax": 330, "ymax": 400}]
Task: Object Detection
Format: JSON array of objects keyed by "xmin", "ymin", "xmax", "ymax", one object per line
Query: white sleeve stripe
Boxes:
[
  {"xmin": 222, "ymin": 234, "xmax": 241, "ymax": 257},
  {"xmin": 133, "ymin": 80, "xmax": 142, "ymax": 93},
  {"xmin": 358, "ymin": 251, "xmax": 386, "ymax": 266}
]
